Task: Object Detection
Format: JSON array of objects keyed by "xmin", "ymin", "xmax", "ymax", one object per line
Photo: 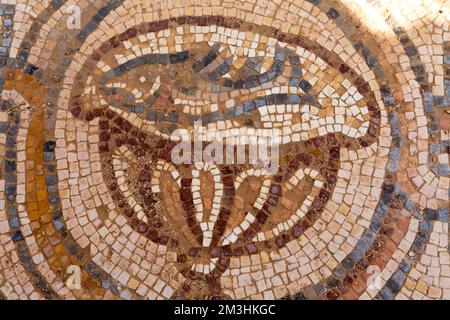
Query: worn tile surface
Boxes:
[{"xmin": 0, "ymin": 0, "xmax": 449, "ymax": 300}]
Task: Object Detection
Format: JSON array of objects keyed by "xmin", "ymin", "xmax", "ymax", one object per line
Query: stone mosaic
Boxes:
[{"xmin": 0, "ymin": 0, "xmax": 448, "ymax": 300}]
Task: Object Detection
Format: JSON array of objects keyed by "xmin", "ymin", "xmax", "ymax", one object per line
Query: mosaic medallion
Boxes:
[{"xmin": 0, "ymin": 0, "xmax": 449, "ymax": 300}]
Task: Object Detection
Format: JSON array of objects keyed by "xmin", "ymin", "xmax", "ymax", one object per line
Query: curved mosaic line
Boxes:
[{"xmin": 0, "ymin": 0, "xmax": 448, "ymax": 300}]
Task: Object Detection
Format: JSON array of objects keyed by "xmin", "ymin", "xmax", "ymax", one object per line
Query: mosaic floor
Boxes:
[{"xmin": 0, "ymin": 0, "xmax": 448, "ymax": 301}]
